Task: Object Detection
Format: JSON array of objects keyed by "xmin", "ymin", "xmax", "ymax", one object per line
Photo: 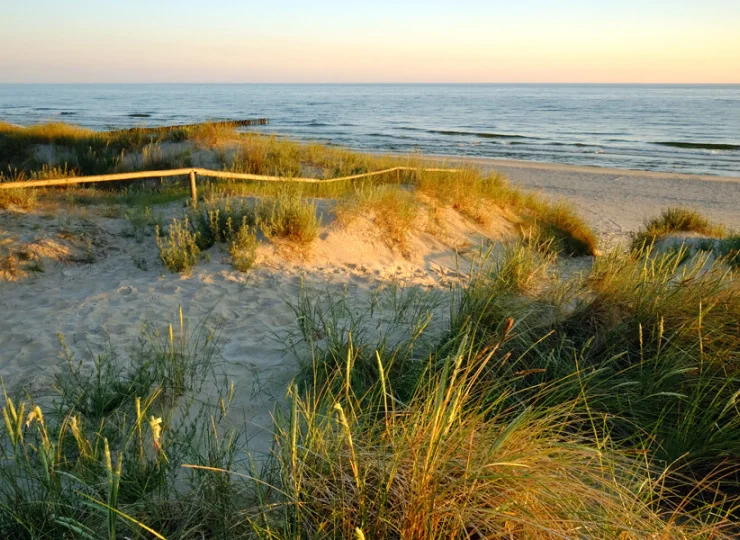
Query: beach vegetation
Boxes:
[
  {"xmin": 228, "ymin": 221, "xmax": 258, "ymax": 272},
  {"xmin": 257, "ymin": 190, "xmax": 320, "ymax": 245},
  {"xmin": 336, "ymin": 184, "xmax": 420, "ymax": 250},
  {"xmin": 632, "ymin": 207, "xmax": 727, "ymax": 251},
  {"xmin": 717, "ymin": 234, "xmax": 740, "ymax": 267},
  {"xmin": 155, "ymin": 218, "xmax": 201, "ymax": 273},
  {"xmin": 2, "ymin": 243, "xmax": 739, "ymax": 537},
  {"xmin": 2, "ymin": 121, "xmax": 599, "ymax": 259}
]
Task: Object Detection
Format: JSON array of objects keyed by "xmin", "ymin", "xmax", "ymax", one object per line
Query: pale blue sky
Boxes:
[{"xmin": 1, "ymin": 1, "xmax": 738, "ymax": 83}]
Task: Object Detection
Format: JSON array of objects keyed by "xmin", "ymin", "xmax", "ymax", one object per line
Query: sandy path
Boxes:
[{"xmin": 436, "ymin": 157, "xmax": 740, "ymax": 245}]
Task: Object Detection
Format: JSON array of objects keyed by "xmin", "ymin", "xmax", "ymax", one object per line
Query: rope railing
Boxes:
[{"xmin": 0, "ymin": 166, "xmax": 462, "ymax": 205}]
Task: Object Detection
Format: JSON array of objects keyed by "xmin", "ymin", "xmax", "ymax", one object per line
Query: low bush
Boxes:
[
  {"xmin": 258, "ymin": 190, "xmax": 320, "ymax": 245},
  {"xmin": 155, "ymin": 218, "xmax": 201, "ymax": 272},
  {"xmin": 228, "ymin": 220, "xmax": 258, "ymax": 272}
]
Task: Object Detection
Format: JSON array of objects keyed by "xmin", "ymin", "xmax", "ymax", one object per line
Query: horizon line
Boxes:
[{"xmin": 1, "ymin": 81, "xmax": 739, "ymax": 86}]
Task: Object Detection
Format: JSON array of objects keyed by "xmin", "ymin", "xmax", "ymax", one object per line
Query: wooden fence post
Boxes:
[{"xmin": 189, "ymin": 170, "xmax": 198, "ymax": 207}]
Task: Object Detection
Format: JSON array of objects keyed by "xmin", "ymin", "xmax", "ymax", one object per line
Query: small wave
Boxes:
[
  {"xmin": 127, "ymin": 113, "xmax": 152, "ymax": 118},
  {"xmin": 654, "ymin": 141, "xmax": 740, "ymax": 151},
  {"xmin": 427, "ymin": 129, "xmax": 530, "ymax": 139},
  {"xmin": 60, "ymin": 111, "xmax": 76, "ymax": 116},
  {"xmin": 398, "ymin": 126, "xmax": 532, "ymax": 139},
  {"xmin": 550, "ymin": 142, "xmax": 598, "ymax": 148}
]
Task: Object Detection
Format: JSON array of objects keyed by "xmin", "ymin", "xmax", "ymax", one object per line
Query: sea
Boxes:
[{"xmin": 1, "ymin": 84, "xmax": 738, "ymax": 177}]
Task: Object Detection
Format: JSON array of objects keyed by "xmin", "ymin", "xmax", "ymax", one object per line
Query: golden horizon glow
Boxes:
[{"xmin": 1, "ymin": 1, "xmax": 738, "ymax": 84}]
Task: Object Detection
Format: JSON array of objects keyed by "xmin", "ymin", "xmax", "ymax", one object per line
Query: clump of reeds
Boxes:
[
  {"xmin": 0, "ymin": 312, "xmax": 252, "ymax": 539},
  {"xmin": 254, "ymin": 325, "xmax": 734, "ymax": 538}
]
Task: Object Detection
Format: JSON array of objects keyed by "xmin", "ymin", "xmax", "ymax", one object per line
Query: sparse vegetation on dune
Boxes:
[
  {"xmin": 3, "ymin": 122, "xmax": 739, "ymax": 536},
  {"xmin": 2, "ymin": 121, "xmax": 599, "ymax": 270},
  {"xmin": 2, "ymin": 243, "xmax": 738, "ymax": 537},
  {"xmin": 632, "ymin": 207, "xmax": 727, "ymax": 251}
]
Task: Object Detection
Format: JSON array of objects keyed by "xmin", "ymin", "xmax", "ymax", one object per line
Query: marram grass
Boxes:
[{"xmin": 2, "ymin": 245, "xmax": 739, "ymax": 537}]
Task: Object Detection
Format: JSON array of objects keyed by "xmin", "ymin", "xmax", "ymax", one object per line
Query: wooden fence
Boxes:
[{"xmin": 0, "ymin": 166, "xmax": 460, "ymax": 205}]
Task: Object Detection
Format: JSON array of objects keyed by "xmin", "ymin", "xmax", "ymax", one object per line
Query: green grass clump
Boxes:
[
  {"xmin": 256, "ymin": 333, "xmax": 731, "ymax": 538},
  {"xmin": 288, "ymin": 284, "xmax": 445, "ymax": 401},
  {"xmin": 632, "ymin": 207, "xmax": 727, "ymax": 251},
  {"xmin": 258, "ymin": 190, "xmax": 320, "ymax": 245},
  {"xmin": 155, "ymin": 217, "xmax": 201, "ymax": 272},
  {"xmin": 228, "ymin": 220, "xmax": 258, "ymax": 272},
  {"xmin": 449, "ymin": 242, "xmax": 740, "ymax": 497},
  {"xmin": 528, "ymin": 201, "xmax": 599, "ymax": 256},
  {"xmin": 190, "ymin": 193, "xmax": 258, "ymax": 249}
]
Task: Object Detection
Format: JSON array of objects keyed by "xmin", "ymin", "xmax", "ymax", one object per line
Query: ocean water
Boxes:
[{"xmin": 1, "ymin": 84, "xmax": 738, "ymax": 177}]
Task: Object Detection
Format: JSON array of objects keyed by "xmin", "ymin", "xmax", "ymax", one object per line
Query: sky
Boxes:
[{"xmin": 1, "ymin": 1, "xmax": 738, "ymax": 84}]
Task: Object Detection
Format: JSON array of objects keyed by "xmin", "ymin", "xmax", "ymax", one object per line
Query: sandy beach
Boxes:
[{"xmin": 437, "ymin": 157, "xmax": 740, "ymax": 245}]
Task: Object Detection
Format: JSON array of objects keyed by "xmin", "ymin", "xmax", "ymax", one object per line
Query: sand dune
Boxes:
[
  {"xmin": 435, "ymin": 157, "xmax": 740, "ymax": 246},
  {"xmin": 1, "ymin": 158, "xmax": 737, "ymax": 455}
]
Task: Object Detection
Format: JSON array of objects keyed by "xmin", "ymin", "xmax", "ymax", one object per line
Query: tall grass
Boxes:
[
  {"xmin": 3, "ymin": 121, "xmax": 599, "ymax": 257},
  {"xmin": 632, "ymin": 207, "xmax": 727, "ymax": 251},
  {"xmin": 0, "ymin": 312, "xmax": 253, "ymax": 539},
  {"xmin": 257, "ymin": 190, "xmax": 320, "ymax": 245},
  {"xmin": 254, "ymin": 325, "xmax": 733, "ymax": 538},
  {"xmin": 2, "ymin": 244, "xmax": 739, "ymax": 536},
  {"xmin": 155, "ymin": 218, "xmax": 201, "ymax": 273},
  {"xmin": 415, "ymin": 168, "xmax": 598, "ymax": 255}
]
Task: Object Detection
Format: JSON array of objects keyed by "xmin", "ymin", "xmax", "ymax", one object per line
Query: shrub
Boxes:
[
  {"xmin": 155, "ymin": 218, "xmax": 200, "ymax": 272},
  {"xmin": 189, "ymin": 194, "xmax": 257, "ymax": 249},
  {"xmin": 229, "ymin": 220, "xmax": 258, "ymax": 272},
  {"xmin": 258, "ymin": 190, "xmax": 320, "ymax": 245}
]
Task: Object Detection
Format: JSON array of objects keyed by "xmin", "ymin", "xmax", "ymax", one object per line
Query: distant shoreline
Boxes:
[
  {"xmin": 400, "ymin": 153, "xmax": 740, "ymax": 242},
  {"xmin": 419, "ymin": 154, "xmax": 740, "ymax": 183}
]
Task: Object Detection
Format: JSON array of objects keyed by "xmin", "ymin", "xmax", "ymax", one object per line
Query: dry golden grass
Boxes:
[{"xmin": 335, "ymin": 184, "xmax": 420, "ymax": 251}]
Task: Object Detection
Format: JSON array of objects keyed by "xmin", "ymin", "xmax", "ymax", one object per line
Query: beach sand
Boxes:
[
  {"xmin": 1, "ymin": 158, "xmax": 738, "ymax": 453},
  {"xmin": 434, "ymin": 157, "xmax": 740, "ymax": 246}
]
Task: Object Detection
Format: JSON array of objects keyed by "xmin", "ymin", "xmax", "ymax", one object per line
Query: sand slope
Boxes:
[{"xmin": 436, "ymin": 157, "xmax": 740, "ymax": 245}]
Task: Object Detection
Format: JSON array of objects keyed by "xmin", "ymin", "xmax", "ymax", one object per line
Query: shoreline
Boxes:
[
  {"xmin": 408, "ymin": 153, "xmax": 740, "ymax": 243},
  {"xmin": 422, "ymin": 154, "xmax": 740, "ymax": 183}
]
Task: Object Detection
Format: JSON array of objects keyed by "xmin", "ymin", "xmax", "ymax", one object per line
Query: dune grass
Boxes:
[
  {"xmin": 415, "ymin": 168, "xmax": 598, "ymax": 256},
  {"xmin": 2, "ymin": 121, "xmax": 600, "ymax": 265},
  {"xmin": 632, "ymin": 207, "xmax": 727, "ymax": 251},
  {"xmin": 155, "ymin": 218, "xmax": 201, "ymax": 273},
  {"xmin": 335, "ymin": 184, "xmax": 420, "ymax": 250},
  {"xmin": 2, "ymin": 242, "xmax": 739, "ymax": 537},
  {"xmin": 717, "ymin": 234, "xmax": 740, "ymax": 268}
]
